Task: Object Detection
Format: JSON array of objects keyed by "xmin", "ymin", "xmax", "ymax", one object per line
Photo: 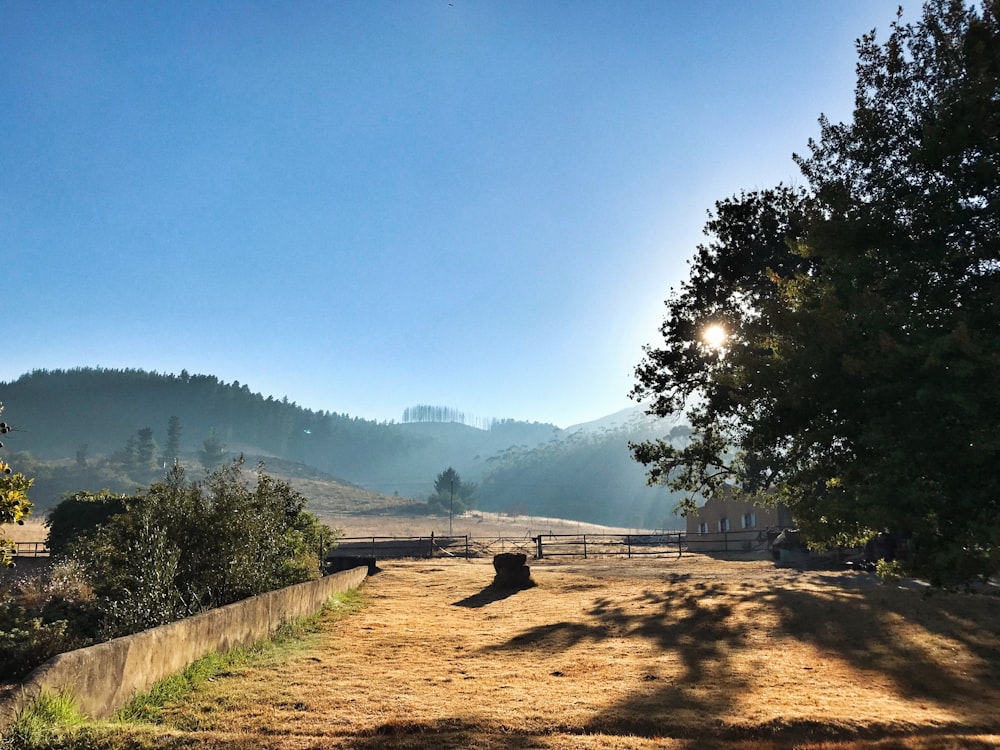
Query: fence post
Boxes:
[
  {"xmin": 430, "ymin": 531, "xmax": 435, "ymax": 559},
  {"xmin": 677, "ymin": 532, "xmax": 683, "ymax": 558},
  {"xmin": 371, "ymin": 537, "xmax": 376, "ymax": 558},
  {"xmin": 627, "ymin": 536, "xmax": 632, "ymax": 559},
  {"xmin": 465, "ymin": 535, "xmax": 469, "ymax": 560},
  {"xmin": 583, "ymin": 535, "xmax": 588, "ymax": 559}
]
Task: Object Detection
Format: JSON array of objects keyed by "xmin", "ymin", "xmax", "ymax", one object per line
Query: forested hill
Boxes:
[
  {"xmin": 0, "ymin": 368, "xmax": 557, "ymax": 494},
  {"xmin": 1, "ymin": 367, "xmax": 688, "ymax": 527},
  {"xmin": 0, "ymin": 368, "xmax": 406, "ymax": 478}
]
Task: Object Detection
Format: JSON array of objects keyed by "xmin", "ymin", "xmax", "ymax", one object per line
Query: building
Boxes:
[{"xmin": 685, "ymin": 487, "xmax": 793, "ymax": 555}]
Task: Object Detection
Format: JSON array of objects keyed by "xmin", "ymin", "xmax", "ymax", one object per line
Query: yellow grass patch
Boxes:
[
  {"xmin": 1, "ymin": 519, "xmax": 46, "ymax": 544},
  {"xmin": 320, "ymin": 510, "xmax": 649, "ymax": 540},
  {"xmin": 85, "ymin": 556, "xmax": 1000, "ymax": 749}
]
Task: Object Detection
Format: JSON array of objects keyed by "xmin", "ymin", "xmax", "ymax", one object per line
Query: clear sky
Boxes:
[{"xmin": 3, "ymin": 0, "xmax": 904, "ymax": 428}]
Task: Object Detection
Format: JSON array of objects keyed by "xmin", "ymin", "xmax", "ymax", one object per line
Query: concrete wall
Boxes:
[{"xmin": 0, "ymin": 566, "xmax": 367, "ymax": 728}]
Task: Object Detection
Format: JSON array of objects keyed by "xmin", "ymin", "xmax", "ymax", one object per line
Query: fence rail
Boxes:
[
  {"xmin": 12, "ymin": 528, "xmax": 789, "ymax": 563},
  {"xmin": 11, "ymin": 541, "xmax": 49, "ymax": 558},
  {"xmin": 327, "ymin": 528, "xmax": 791, "ymax": 562},
  {"xmin": 532, "ymin": 533, "xmax": 685, "ymax": 559}
]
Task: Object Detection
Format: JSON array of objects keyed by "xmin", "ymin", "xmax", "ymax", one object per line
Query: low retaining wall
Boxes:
[{"xmin": 0, "ymin": 566, "xmax": 368, "ymax": 728}]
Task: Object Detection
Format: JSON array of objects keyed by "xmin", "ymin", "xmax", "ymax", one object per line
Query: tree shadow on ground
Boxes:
[
  {"xmin": 765, "ymin": 577, "xmax": 1000, "ymax": 704},
  {"xmin": 475, "ymin": 573, "xmax": 1000, "ymax": 744},
  {"xmin": 477, "ymin": 578, "xmax": 753, "ymax": 739}
]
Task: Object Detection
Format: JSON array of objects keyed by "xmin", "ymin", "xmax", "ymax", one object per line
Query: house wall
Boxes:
[{"xmin": 686, "ymin": 493, "xmax": 792, "ymax": 536}]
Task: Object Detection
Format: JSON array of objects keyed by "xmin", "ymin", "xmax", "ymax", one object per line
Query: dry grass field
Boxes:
[
  {"xmin": 2, "ymin": 505, "xmax": 648, "ymax": 549},
  {"xmin": 7, "ymin": 514, "xmax": 1000, "ymax": 748},
  {"xmin": 320, "ymin": 510, "xmax": 649, "ymax": 540},
  {"xmin": 1, "ymin": 520, "xmax": 46, "ymax": 544},
  {"xmin": 71, "ymin": 555, "xmax": 1000, "ymax": 750}
]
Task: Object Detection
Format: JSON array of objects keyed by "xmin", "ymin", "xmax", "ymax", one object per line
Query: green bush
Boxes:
[
  {"xmin": 3, "ymin": 460, "xmax": 333, "ymax": 676},
  {"xmin": 45, "ymin": 490, "xmax": 131, "ymax": 556},
  {"xmin": 67, "ymin": 458, "xmax": 331, "ymax": 637}
]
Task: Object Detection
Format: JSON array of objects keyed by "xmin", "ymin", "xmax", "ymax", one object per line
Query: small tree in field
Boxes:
[{"xmin": 428, "ymin": 467, "xmax": 477, "ymax": 516}]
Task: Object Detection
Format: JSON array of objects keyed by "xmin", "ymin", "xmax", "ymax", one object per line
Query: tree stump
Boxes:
[{"xmin": 492, "ymin": 552, "xmax": 533, "ymax": 589}]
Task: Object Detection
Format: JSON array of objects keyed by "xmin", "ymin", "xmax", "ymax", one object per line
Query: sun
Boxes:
[{"xmin": 702, "ymin": 324, "xmax": 727, "ymax": 349}]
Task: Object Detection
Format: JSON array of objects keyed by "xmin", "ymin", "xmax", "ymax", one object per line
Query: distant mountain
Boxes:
[
  {"xmin": 564, "ymin": 404, "xmax": 686, "ymax": 434},
  {"xmin": 477, "ymin": 407, "xmax": 690, "ymax": 529},
  {"xmin": 0, "ymin": 367, "xmax": 690, "ymax": 527}
]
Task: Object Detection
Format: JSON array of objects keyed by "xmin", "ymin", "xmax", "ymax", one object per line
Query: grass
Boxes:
[
  {"xmin": 116, "ymin": 589, "xmax": 366, "ymax": 723},
  {"xmin": 0, "ymin": 519, "xmax": 47, "ymax": 545},
  {"xmin": 5, "ymin": 690, "xmax": 87, "ymax": 749},
  {"xmin": 319, "ymin": 509, "xmax": 653, "ymax": 540},
  {"xmin": 4, "ymin": 590, "xmax": 365, "ymax": 749},
  {"xmin": 6, "ymin": 558, "xmax": 1000, "ymax": 749}
]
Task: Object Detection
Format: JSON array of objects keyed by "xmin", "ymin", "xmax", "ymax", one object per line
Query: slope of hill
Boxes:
[
  {"xmin": 0, "ymin": 367, "xmax": 412, "ymax": 480},
  {"xmin": 1, "ymin": 367, "xmax": 689, "ymax": 526}
]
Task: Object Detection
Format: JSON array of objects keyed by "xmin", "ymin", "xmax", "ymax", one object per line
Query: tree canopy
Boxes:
[
  {"xmin": 0, "ymin": 403, "xmax": 33, "ymax": 566},
  {"xmin": 50, "ymin": 459, "xmax": 330, "ymax": 636},
  {"xmin": 428, "ymin": 466, "xmax": 476, "ymax": 515},
  {"xmin": 631, "ymin": 0, "xmax": 999, "ymax": 587}
]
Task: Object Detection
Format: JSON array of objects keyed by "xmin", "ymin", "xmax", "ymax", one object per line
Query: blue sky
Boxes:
[{"xmin": 3, "ymin": 0, "xmax": 903, "ymax": 428}]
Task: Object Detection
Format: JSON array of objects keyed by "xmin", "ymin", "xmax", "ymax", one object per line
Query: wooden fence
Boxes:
[
  {"xmin": 331, "ymin": 534, "xmax": 539, "ymax": 560},
  {"xmin": 12, "ymin": 527, "xmax": 789, "ymax": 564},
  {"xmin": 328, "ymin": 528, "xmax": 789, "ymax": 562},
  {"xmin": 11, "ymin": 541, "xmax": 49, "ymax": 558},
  {"xmin": 532, "ymin": 532, "xmax": 685, "ymax": 559}
]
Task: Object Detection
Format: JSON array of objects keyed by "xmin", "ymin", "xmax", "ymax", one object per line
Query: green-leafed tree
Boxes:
[
  {"xmin": 136, "ymin": 427, "xmax": 157, "ymax": 471},
  {"xmin": 631, "ymin": 0, "xmax": 1000, "ymax": 587},
  {"xmin": 428, "ymin": 466, "xmax": 476, "ymax": 515},
  {"xmin": 45, "ymin": 489, "xmax": 131, "ymax": 556},
  {"xmin": 115, "ymin": 434, "xmax": 137, "ymax": 473},
  {"xmin": 199, "ymin": 428, "xmax": 227, "ymax": 468},
  {"xmin": 62, "ymin": 459, "xmax": 331, "ymax": 636},
  {"xmin": 163, "ymin": 415, "xmax": 182, "ymax": 465},
  {"xmin": 0, "ymin": 404, "xmax": 33, "ymax": 566}
]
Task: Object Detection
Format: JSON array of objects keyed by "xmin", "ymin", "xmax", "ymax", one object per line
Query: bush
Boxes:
[
  {"xmin": 45, "ymin": 490, "xmax": 130, "ymax": 556},
  {"xmin": 68, "ymin": 458, "xmax": 331, "ymax": 636},
  {"xmin": 0, "ymin": 561, "xmax": 99, "ymax": 680},
  {"xmin": 3, "ymin": 460, "xmax": 334, "ymax": 674}
]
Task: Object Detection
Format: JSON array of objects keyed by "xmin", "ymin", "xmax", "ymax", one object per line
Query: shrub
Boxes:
[
  {"xmin": 0, "ymin": 560, "xmax": 102, "ymax": 680},
  {"xmin": 68, "ymin": 459, "xmax": 331, "ymax": 636}
]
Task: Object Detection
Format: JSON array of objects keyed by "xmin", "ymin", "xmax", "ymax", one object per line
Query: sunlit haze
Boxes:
[
  {"xmin": 2, "ymin": 1, "xmax": 902, "ymax": 427},
  {"xmin": 702, "ymin": 324, "xmax": 727, "ymax": 350}
]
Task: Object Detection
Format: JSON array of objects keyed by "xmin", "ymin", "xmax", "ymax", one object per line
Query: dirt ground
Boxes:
[
  {"xmin": 124, "ymin": 555, "xmax": 1000, "ymax": 750},
  {"xmin": 6, "ymin": 516, "xmax": 1000, "ymax": 748}
]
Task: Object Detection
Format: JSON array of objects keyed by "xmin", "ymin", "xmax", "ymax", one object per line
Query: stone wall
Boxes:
[{"xmin": 0, "ymin": 566, "xmax": 368, "ymax": 727}]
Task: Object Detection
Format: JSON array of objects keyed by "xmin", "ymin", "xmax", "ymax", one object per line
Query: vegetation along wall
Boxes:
[{"xmin": 0, "ymin": 566, "xmax": 368, "ymax": 728}]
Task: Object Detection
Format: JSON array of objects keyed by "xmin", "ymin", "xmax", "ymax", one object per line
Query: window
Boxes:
[
  {"xmin": 742, "ymin": 512, "xmax": 756, "ymax": 529},
  {"xmin": 718, "ymin": 517, "xmax": 730, "ymax": 532},
  {"xmin": 698, "ymin": 522, "xmax": 708, "ymax": 535}
]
